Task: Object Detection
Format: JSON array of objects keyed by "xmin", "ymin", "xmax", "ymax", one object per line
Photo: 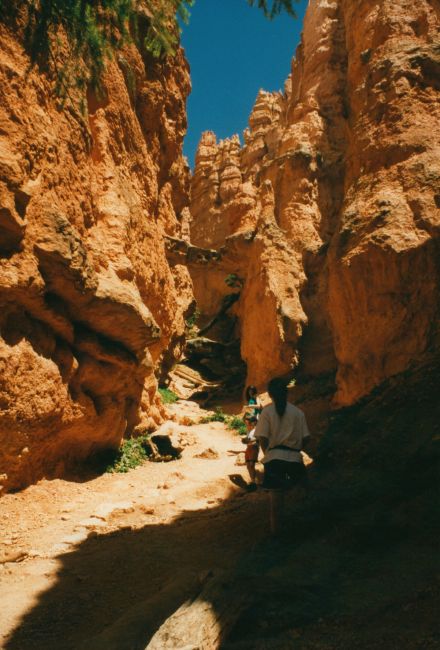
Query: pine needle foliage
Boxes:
[
  {"xmin": 0, "ymin": 0, "xmax": 193, "ymax": 106},
  {"xmin": 247, "ymin": 0, "xmax": 299, "ymax": 19},
  {"xmin": 0, "ymin": 0, "xmax": 297, "ymax": 108}
]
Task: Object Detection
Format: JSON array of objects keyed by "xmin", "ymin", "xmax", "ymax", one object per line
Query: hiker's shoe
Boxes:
[{"xmin": 246, "ymin": 482, "xmax": 257, "ymax": 492}]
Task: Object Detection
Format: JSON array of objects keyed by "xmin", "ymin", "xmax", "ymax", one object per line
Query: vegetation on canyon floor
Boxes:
[
  {"xmin": 158, "ymin": 386, "xmax": 179, "ymax": 404},
  {"xmin": 202, "ymin": 407, "xmax": 247, "ymax": 435},
  {"xmin": 105, "ymin": 434, "xmax": 151, "ymax": 473},
  {"xmin": 104, "ymin": 404, "xmax": 247, "ymax": 477}
]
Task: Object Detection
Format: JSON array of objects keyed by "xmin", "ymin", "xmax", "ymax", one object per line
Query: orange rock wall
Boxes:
[
  {"xmin": 189, "ymin": 0, "xmax": 440, "ymax": 404},
  {"xmin": 0, "ymin": 22, "xmax": 193, "ymax": 491}
]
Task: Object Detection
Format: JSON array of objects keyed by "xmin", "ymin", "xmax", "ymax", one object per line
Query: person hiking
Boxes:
[
  {"xmin": 241, "ymin": 414, "xmax": 259, "ymax": 491},
  {"xmin": 243, "ymin": 385, "xmax": 262, "ymax": 421},
  {"xmin": 255, "ymin": 377, "xmax": 310, "ymax": 535}
]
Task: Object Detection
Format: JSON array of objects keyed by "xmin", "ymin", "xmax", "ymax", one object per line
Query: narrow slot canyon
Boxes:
[{"xmin": 0, "ymin": 0, "xmax": 439, "ymax": 648}]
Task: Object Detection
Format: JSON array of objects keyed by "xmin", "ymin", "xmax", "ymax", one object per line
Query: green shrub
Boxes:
[
  {"xmin": 225, "ymin": 273, "xmax": 244, "ymax": 289},
  {"xmin": 106, "ymin": 435, "xmax": 150, "ymax": 473},
  {"xmin": 185, "ymin": 307, "xmax": 200, "ymax": 331},
  {"xmin": 201, "ymin": 406, "xmax": 228, "ymax": 423},
  {"xmin": 0, "ymin": 0, "xmax": 193, "ymax": 108},
  {"xmin": 201, "ymin": 408, "xmax": 247, "ymax": 435},
  {"xmin": 158, "ymin": 387, "xmax": 179, "ymax": 404},
  {"xmin": 226, "ymin": 415, "xmax": 247, "ymax": 436}
]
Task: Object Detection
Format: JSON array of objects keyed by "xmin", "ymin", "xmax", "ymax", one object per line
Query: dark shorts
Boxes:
[
  {"xmin": 245, "ymin": 445, "xmax": 259, "ymax": 463},
  {"xmin": 262, "ymin": 460, "xmax": 307, "ymax": 491}
]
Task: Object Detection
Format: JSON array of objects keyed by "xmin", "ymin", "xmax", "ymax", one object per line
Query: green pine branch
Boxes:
[
  {"xmin": 0, "ymin": 0, "xmax": 193, "ymax": 107},
  {"xmin": 247, "ymin": 0, "xmax": 299, "ymax": 19},
  {"xmin": 0, "ymin": 0, "xmax": 297, "ymax": 110}
]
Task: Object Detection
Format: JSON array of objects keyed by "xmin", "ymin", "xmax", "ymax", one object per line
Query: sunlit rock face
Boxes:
[
  {"xmin": 0, "ymin": 21, "xmax": 193, "ymax": 491},
  {"xmin": 189, "ymin": 0, "xmax": 440, "ymax": 404}
]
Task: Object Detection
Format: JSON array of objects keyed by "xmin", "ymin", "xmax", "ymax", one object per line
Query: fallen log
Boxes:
[
  {"xmin": 77, "ymin": 570, "xmax": 203, "ymax": 650},
  {"xmin": 146, "ymin": 571, "xmax": 250, "ymax": 650}
]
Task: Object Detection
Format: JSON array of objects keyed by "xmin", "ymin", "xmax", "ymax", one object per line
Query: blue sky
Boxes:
[{"xmin": 181, "ymin": 0, "xmax": 308, "ymax": 168}]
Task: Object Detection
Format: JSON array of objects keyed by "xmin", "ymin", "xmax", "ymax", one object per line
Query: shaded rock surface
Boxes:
[
  {"xmin": 0, "ymin": 19, "xmax": 193, "ymax": 491},
  {"xmin": 165, "ymin": 234, "xmax": 247, "ymax": 401},
  {"xmin": 189, "ymin": 0, "xmax": 440, "ymax": 407}
]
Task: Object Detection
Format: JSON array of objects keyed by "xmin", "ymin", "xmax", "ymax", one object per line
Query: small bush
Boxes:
[
  {"xmin": 185, "ymin": 308, "xmax": 200, "ymax": 330},
  {"xmin": 226, "ymin": 416, "xmax": 247, "ymax": 436},
  {"xmin": 158, "ymin": 387, "xmax": 179, "ymax": 404},
  {"xmin": 201, "ymin": 408, "xmax": 247, "ymax": 435},
  {"xmin": 201, "ymin": 406, "xmax": 228, "ymax": 423},
  {"xmin": 225, "ymin": 273, "xmax": 244, "ymax": 289},
  {"xmin": 106, "ymin": 435, "xmax": 150, "ymax": 473}
]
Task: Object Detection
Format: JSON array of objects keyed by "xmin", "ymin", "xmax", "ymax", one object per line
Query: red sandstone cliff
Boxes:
[
  {"xmin": 0, "ymin": 18, "xmax": 193, "ymax": 491},
  {"xmin": 189, "ymin": 0, "xmax": 440, "ymax": 407}
]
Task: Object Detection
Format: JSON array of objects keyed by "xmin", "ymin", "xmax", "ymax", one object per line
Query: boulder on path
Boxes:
[
  {"xmin": 149, "ymin": 421, "xmax": 194, "ymax": 461},
  {"xmin": 194, "ymin": 447, "xmax": 219, "ymax": 460}
]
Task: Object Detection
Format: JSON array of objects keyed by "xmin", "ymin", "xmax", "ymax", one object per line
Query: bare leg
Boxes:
[
  {"xmin": 246, "ymin": 461, "xmax": 256, "ymax": 483},
  {"xmin": 269, "ymin": 490, "xmax": 285, "ymax": 535}
]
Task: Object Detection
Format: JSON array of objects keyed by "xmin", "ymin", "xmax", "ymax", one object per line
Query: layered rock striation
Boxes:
[
  {"xmin": 0, "ymin": 18, "xmax": 193, "ymax": 491},
  {"xmin": 189, "ymin": 0, "xmax": 440, "ymax": 407}
]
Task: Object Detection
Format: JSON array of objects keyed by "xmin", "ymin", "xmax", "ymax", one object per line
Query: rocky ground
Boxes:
[
  {"xmin": 1, "ymin": 373, "xmax": 439, "ymax": 650},
  {"xmin": 0, "ymin": 401, "xmax": 269, "ymax": 649}
]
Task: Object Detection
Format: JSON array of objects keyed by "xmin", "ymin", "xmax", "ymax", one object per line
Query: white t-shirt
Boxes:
[
  {"xmin": 255, "ymin": 402, "xmax": 310, "ymax": 464},
  {"xmin": 244, "ymin": 427, "xmax": 257, "ymax": 446}
]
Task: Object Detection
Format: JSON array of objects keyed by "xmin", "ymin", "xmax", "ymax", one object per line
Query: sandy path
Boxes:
[{"xmin": 0, "ymin": 405, "xmax": 268, "ymax": 649}]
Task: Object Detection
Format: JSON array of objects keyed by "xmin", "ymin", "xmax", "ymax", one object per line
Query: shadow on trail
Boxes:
[
  {"xmin": 228, "ymin": 473, "xmax": 249, "ymax": 490},
  {"xmin": 5, "ymin": 457, "xmax": 439, "ymax": 650},
  {"xmin": 4, "ymin": 487, "xmax": 271, "ymax": 650},
  {"xmin": 4, "ymin": 477, "xmax": 335, "ymax": 650},
  {"xmin": 6, "ymin": 358, "xmax": 440, "ymax": 649}
]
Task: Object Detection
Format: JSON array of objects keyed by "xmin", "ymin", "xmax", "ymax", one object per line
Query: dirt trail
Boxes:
[
  {"xmin": 3, "ymin": 376, "xmax": 437, "ymax": 650},
  {"xmin": 0, "ymin": 402, "xmax": 268, "ymax": 649}
]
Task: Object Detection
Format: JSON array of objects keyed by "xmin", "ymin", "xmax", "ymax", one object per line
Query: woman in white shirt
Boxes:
[{"xmin": 255, "ymin": 377, "xmax": 310, "ymax": 534}]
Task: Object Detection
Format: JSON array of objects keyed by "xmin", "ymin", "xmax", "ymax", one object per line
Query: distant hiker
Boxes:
[
  {"xmin": 244, "ymin": 385, "xmax": 263, "ymax": 421},
  {"xmin": 241, "ymin": 414, "xmax": 259, "ymax": 491},
  {"xmin": 255, "ymin": 377, "xmax": 310, "ymax": 535}
]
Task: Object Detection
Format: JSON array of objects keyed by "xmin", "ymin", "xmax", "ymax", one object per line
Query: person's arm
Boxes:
[
  {"xmin": 255, "ymin": 408, "xmax": 270, "ymax": 451},
  {"xmin": 301, "ymin": 412, "xmax": 311, "ymax": 452}
]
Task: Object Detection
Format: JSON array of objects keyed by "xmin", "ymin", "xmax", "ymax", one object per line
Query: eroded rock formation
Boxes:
[
  {"xmin": 0, "ymin": 18, "xmax": 193, "ymax": 491},
  {"xmin": 189, "ymin": 0, "xmax": 440, "ymax": 408},
  {"xmin": 1, "ymin": 0, "xmax": 439, "ymax": 492}
]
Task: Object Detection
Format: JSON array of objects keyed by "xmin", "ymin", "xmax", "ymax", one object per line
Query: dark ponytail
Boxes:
[{"xmin": 267, "ymin": 378, "xmax": 288, "ymax": 417}]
